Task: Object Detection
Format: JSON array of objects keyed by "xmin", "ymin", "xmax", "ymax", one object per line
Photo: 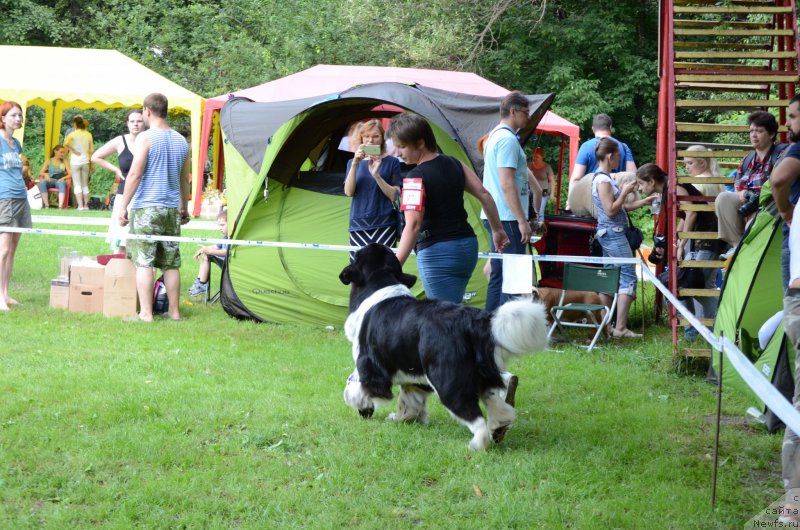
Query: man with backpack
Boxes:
[{"xmin": 715, "ymin": 111, "xmax": 788, "ymax": 253}]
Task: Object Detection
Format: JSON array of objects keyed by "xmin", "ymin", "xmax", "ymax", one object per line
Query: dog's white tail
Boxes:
[{"xmin": 491, "ymin": 299, "xmax": 549, "ymax": 364}]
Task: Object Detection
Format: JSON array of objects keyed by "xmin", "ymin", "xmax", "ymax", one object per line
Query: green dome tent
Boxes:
[
  {"xmin": 713, "ymin": 183, "xmax": 793, "ymax": 432},
  {"xmin": 217, "ymin": 82, "xmax": 554, "ymax": 326}
]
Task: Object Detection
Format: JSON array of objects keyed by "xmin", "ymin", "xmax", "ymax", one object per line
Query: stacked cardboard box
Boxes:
[
  {"xmin": 49, "ymin": 258, "xmax": 138, "ymax": 317},
  {"xmin": 103, "ymin": 259, "xmax": 138, "ymax": 317},
  {"xmin": 69, "ymin": 260, "xmax": 105, "ymax": 313}
]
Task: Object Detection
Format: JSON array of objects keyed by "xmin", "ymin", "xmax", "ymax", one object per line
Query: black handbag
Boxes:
[{"xmin": 625, "ymin": 214, "xmax": 644, "ymax": 252}]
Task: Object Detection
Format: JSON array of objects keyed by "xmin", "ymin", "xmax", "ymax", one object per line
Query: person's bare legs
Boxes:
[
  {"xmin": 58, "ymin": 192, "xmax": 66, "ymax": 208},
  {"xmin": 615, "ymin": 293, "xmax": 634, "ymax": 332},
  {"xmin": 136, "ymin": 266, "xmax": 155, "ymax": 321},
  {"xmin": 197, "ymin": 254, "xmax": 210, "ymax": 283},
  {"xmin": 599, "ymin": 292, "xmax": 635, "ymax": 334},
  {"xmin": 163, "ymin": 268, "xmax": 181, "ymax": 320},
  {"xmin": 0, "ymin": 232, "xmax": 21, "ymax": 309}
]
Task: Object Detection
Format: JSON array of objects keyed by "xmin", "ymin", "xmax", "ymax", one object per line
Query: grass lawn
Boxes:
[{"xmin": 0, "ymin": 210, "xmax": 785, "ymax": 528}]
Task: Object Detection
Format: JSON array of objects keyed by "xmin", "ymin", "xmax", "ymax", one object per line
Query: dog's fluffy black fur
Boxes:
[{"xmin": 339, "ymin": 243, "xmax": 548, "ymax": 450}]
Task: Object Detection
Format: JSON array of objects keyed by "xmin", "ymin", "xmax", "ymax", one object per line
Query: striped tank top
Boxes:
[{"xmin": 132, "ymin": 128, "xmax": 188, "ymax": 209}]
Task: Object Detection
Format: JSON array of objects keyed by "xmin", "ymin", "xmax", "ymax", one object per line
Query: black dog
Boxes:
[{"xmin": 339, "ymin": 243, "xmax": 548, "ymax": 450}]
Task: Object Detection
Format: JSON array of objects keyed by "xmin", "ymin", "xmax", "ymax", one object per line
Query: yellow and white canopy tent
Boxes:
[{"xmin": 0, "ymin": 46, "xmax": 205, "ymax": 211}]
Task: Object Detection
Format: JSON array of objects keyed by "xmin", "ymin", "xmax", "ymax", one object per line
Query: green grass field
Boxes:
[{"xmin": 0, "ymin": 210, "xmax": 786, "ymax": 528}]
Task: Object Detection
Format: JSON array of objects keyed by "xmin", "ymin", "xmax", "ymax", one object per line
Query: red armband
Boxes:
[{"xmin": 400, "ymin": 178, "xmax": 425, "ymax": 211}]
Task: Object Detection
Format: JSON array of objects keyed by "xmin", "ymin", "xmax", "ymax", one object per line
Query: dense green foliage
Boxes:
[{"xmin": 4, "ymin": 0, "xmax": 661, "ymax": 166}]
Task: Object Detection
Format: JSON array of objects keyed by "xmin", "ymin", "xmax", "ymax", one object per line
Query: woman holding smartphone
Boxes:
[{"xmin": 343, "ymin": 119, "xmax": 402, "ymax": 258}]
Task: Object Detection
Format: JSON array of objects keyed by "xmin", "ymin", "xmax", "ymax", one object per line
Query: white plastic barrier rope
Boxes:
[
  {"xmin": 639, "ymin": 265, "xmax": 800, "ymax": 435},
  {"xmin": 32, "ymin": 215, "xmax": 217, "ymax": 230},
  {"xmin": 3, "ymin": 224, "xmax": 799, "ymax": 433}
]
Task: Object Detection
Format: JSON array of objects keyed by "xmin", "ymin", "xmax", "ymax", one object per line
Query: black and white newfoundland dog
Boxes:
[{"xmin": 339, "ymin": 243, "xmax": 548, "ymax": 451}]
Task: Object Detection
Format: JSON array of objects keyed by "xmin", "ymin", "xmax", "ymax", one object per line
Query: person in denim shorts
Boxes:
[
  {"xmin": 119, "ymin": 93, "xmax": 190, "ymax": 321},
  {"xmin": 591, "ymin": 137, "xmax": 646, "ymax": 339}
]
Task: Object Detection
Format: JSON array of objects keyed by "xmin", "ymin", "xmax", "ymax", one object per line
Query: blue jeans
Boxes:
[
  {"xmin": 684, "ymin": 249, "xmax": 720, "ymax": 340},
  {"xmin": 784, "ymin": 243, "xmax": 791, "ymax": 293},
  {"xmin": 416, "ymin": 236, "xmax": 478, "ymax": 304},
  {"xmin": 597, "ymin": 228, "xmax": 637, "ymax": 296},
  {"xmin": 39, "ymin": 179, "xmax": 67, "ymax": 193},
  {"xmin": 484, "ymin": 220, "xmax": 527, "ymax": 313}
]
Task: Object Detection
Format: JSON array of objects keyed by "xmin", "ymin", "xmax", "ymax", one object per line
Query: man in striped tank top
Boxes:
[{"xmin": 119, "ymin": 93, "xmax": 191, "ymax": 322}]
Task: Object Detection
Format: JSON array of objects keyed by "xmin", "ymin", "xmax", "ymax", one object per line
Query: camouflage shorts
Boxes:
[{"xmin": 127, "ymin": 207, "xmax": 181, "ymax": 269}]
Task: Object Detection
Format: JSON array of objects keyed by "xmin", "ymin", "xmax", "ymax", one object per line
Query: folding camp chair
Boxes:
[
  {"xmin": 204, "ymin": 255, "xmax": 225, "ymax": 304},
  {"xmin": 546, "ymin": 264, "xmax": 621, "ymax": 351},
  {"xmin": 47, "ymin": 180, "xmax": 71, "ymax": 208}
]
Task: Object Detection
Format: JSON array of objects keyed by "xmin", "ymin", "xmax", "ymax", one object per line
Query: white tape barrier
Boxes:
[
  {"xmin": 4, "ymin": 224, "xmax": 799, "ymax": 433},
  {"xmin": 33, "ymin": 215, "xmax": 216, "ymax": 231},
  {"xmin": 640, "ymin": 265, "xmax": 800, "ymax": 436},
  {"xmin": 0, "ymin": 226, "xmax": 645, "ymax": 264}
]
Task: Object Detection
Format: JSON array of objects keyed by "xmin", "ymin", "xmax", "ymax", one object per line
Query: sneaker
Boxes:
[
  {"xmin": 187, "ymin": 280, "xmax": 208, "ymax": 296},
  {"xmin": 720, "ymin": 247, "xmax": 736, "ymax": 261}
]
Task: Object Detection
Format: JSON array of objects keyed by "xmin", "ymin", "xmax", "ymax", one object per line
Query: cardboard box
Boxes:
[
  {"xmin": 70, "ymin": 260, "xmax": 106, "ymax": 287},
  {"xmin": 49, "ymin": 279, "xmax": 70, "ymax": 309},
  {"xmin": 69, "ymin": 283, "xmax": 104, "ymax": 313},
  {"xmin": 103, "ymin": 258, "xmax": 138, "ymax": 318}
]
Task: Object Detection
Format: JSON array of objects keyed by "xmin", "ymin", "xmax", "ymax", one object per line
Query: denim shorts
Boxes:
[
  {"xmin": 38, "ymin": 179, "xmax": 67, "ymax": 193},
  {"xmin": 127, "ymin": 207, "xmax": 181, "ymax": 269},
  {"xmin": 598, "ymin": 228, "xmax": 636, "ymax": 296}
]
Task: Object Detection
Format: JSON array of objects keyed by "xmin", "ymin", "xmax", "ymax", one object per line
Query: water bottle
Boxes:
[{"xmin": 650, "ymin": 193, "xmax": 662, "ymax": 215}]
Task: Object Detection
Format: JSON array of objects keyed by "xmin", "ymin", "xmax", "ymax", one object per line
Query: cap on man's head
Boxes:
[{"xmin": 592, "ymin": 113, "xmax": 613, "ymax": 132}]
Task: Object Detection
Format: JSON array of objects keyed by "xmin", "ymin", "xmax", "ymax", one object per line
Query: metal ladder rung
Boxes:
[
  {"xmin": 680, "ymin": 348, "xmax": 713, "ymax": 358},
  {"xmin": 676, "ymin": 122, "xmax": 787, "ymax": 132},
  {"xmin": 675, "ymin": 62, "xmax": 770, "ymax": 71},
  {"xmin": 674, "ymin": 0, "xmax": 785, "ymax": 4},
  {"xmin": 675, "ymin": 141, "xmax": 750, "ymax": 150},
  {"xmin": 678, "ymin": 231, "xmax": 720, "ymax": 240},
  {"xmin": 674, "ymin": 42, "xmax": 773, "ymax": 51},
  {"xmin": 678, "ymin": 318, "xmax": 715, "ymax": 327},
  {"xmin": 676, "ymin": 74, "xmax": 800, "ymax": 83},
  {"xmin": 678, "ymin": 260, "xmax": 725, "ymax": 268},
  {"xmin": 677, "ymin": 176, "xmax": 734, "ymax": 184},
  {"xmin": 674, "ymin": 5, "xmax": 792, "ymax": 13},
  {"xmin": 676, "ymin": 149, "xmax": 752, "ymax": 158},
  {"xmin": 678, "ymin": 204, "xmax": 717, "ymax": 212},
  {"xmin": 674, "ymin": 28, "xmax": 794, "ymax": 37},
  {"xmin": 676, "ymin": 51, "xmax": 796, "ymax": 59},
  {"xmin": 678, "ymin": 288, "xmax": 721, "ymax": 297},
  {"xmin": 676, "ymin": 99, "xmax": 790, "ymax": 108},
  {"xmin": 673, "ymin": 19, "xmax": 771, "ymax": 29}
]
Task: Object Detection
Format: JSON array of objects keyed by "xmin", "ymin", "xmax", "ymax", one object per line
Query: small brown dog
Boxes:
[{"xmin": 532, "ymin": 286, "xmax": 604, "ymax": 324}]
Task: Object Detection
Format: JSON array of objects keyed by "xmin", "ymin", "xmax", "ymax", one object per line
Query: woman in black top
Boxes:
[
  {"xmin": 637, "ymin": 163, "xmax": 721, "ymax": 340},
  {"xmin": 385, "ymin": 112, "xmax": 508, "ymax": 303},
  {"xmin": 92, "ymin": 109, "xmax": 144, "ymax": 254}
]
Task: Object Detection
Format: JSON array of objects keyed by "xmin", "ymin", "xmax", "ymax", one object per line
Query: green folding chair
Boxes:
[{"xmin": 546, "ymin": 264, "xmax": 621, "ymax": 351}]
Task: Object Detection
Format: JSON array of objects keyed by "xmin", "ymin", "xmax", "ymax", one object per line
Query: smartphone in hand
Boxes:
[{"xmin": 362, "ymin": 144, "xmax": 381, "ymax": 156}]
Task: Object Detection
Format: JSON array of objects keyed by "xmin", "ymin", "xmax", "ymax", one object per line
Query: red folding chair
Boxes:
[{"xmin": 47, "ymin": 180, "xmax": 71, "ymax": 208}]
